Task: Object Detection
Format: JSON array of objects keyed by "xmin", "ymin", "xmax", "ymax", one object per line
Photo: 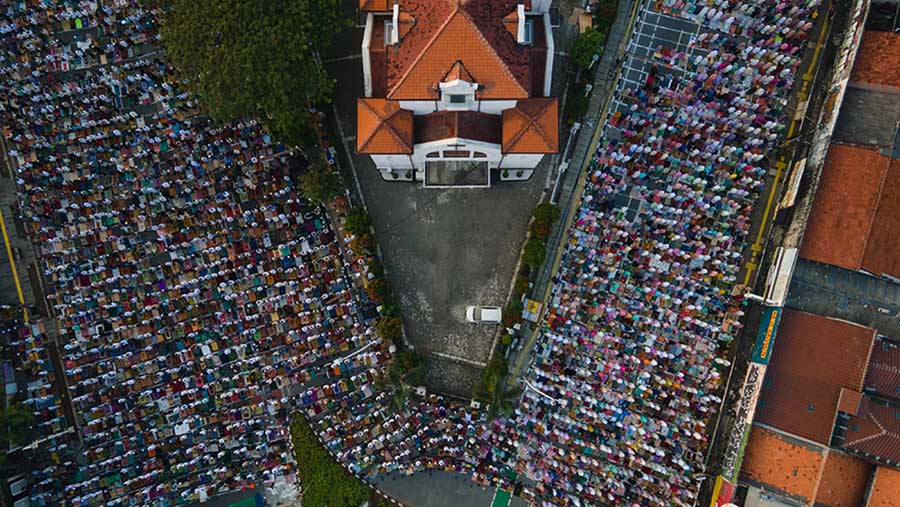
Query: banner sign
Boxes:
[
  {"xmin": 751, "ymin": 307, "xmax": 781, "ymax": 364},
  {"xmin": 711, "ymin": 475, "xmax": 736, "ymax": 507}
]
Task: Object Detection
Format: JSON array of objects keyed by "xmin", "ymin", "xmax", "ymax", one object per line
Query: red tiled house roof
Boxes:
[
  {"xmin": 502, "ymin": 98, "xmax": 558, "ymax": 153},
  {"xmin": 812, "ymin": 450, "xmax": 874, "ymax": 507},
  {"xmin": 755, "ymin": 309, "xmax": 876, "ymax": 445},
  {"xmin": 357, "ymin": 99, "xmax": 414, "ymax": 154},
  {"xmin": 366, "ymin": 0, "xmax": 543, "ymax": 100},
  {"xmin": 860, "ymin": 158, "xmax": 900, "ymax": 279},
  {"xmin": 842, "ymin": 399, "xmax": 900, "ymax": 466},
  {"xmin": 415, "ymin": 110, "xmax": 502, "ymax": 145},
  {"xmin": 359, "ymin": 0, "xmax": 391, "ymax": 11},
  {"xmin": 866, "ymin": 339, "xmax": 900, "ymax": 402},
  {"xmin": 868, "ymin": 466, "xmax": 900, "ymax": 507},
  {"xmin": 800, "ymin": 144, "xmax": 900, "ymax": 279},
  {"xmin": 850, "ymin": 31, "xmax": 900, "ymax": 90},
  {"xmin": 387, "ymin": 2, "xmax": 528, "ymax": 100},
  {"xmin": 800, "ymin": 144, "xmax": 888, "ymax": 271},
  {"xmin": 741, "ymin": 426, "xmax": 827, "ymax": 503}
]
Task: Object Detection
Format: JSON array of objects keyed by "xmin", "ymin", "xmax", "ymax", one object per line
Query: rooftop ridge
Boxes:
[
  {"xmin": 387, "ymin": 2, "xmax": 527, "ymax": 100},
  {"xmin": 505, "ymin": 99, "xmax": 555, "ymax": 152},
  {"xmin": 358, "ymin": 99, "xmax": 412, "ymax": 153}
]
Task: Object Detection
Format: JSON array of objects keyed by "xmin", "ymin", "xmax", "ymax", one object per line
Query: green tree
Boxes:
[
  {"xmin": 344, "ymin": 208, "xmax": 372, "ymax": 236},
  {"xmin": 375, "ymin": 316, "xmax": 402, "ymax": 341},
  {"xmin": 375, "ymin": 353, "xmax": 426, "ymax": 413},
  {"xmin": 522, "ymin": 237, "xmax": 547, "ymax": 268},
  {"xmin": 299, "ymin": 164, "xmax": 343, "ymax": 205},
  {"xmin": 0, "ymin": 402, "xmax": 33, "ymax": 450},
  {"xmin": 474, "ymin": 361, "xmax": 522, "ymax": 422},
  {"xmin": 290, "ymin": 415, "xmax": 371, "ymax": 506},
  {"xmin": 159, "ymin": 0, "xmax": 347, "ymax": 146},
  {"xmin": 571, "ymin": 27, "xmax": 606, "ymax": 68}
]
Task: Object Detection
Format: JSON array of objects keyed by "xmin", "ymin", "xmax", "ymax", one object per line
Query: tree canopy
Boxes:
[
  {"xmin": 159, "ymin": 0, "xmax": 346, "ymax": 145},
  {"xmin": 571, "ymin": 27, "xmax": 606, "ymax": 69}
]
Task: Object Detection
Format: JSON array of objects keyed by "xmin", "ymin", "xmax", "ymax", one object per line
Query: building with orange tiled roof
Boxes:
[
  {"xmin": 741, "ymin": 426, "xmax": 876, "ymax": 507},
  {"xmin": 850, "ymin": 31, "xmax": 900, "ymax": 91},
  {"xmin": 867, "ymin": 465, "xmax": 900, "ymax": 507},
  {"xmin": 799, "ymin": 144, "xmax": 900, "ymax": 280},
  {"xmin": 358, "ymin": 0, "xmax": 557, "ymax": 185},
  {"xmin": 738, "ymin": 310, "xmax": 900, "ymax": 506},
  {"xmin": 754, "ymin": 309, "xmax": 876, "ymax": 445}
]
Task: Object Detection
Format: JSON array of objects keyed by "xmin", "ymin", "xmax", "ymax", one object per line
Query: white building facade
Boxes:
[{"xmin": 357, "ymin": 0, "xmax": 558, "ymax": 186}]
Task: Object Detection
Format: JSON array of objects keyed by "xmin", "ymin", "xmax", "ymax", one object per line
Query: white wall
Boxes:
[
  {"xmin": 361, "ymin": 14, "xmax": 373, "ymax": 98},
  {"xmin": 370, "ymin": 154, "xmax": 413, "ymax": 170},
  {"xmin": 499, "ymin": 153, "xmax": 544, "ymax": 169},
  {"xmin": 530, "ymin": 0, "xmax": 552, "ymax": 13},
  {"xmin": 411, "ymin": 138, "xmax": 503, "ymax": 169},
  {"xmin": 398, "ymin": 100, "xmax": 439, "ymax": 115},
  {"xmin": 478, "ymin": 100, "xmax": 518, "ymax": 114},
  {"xmin": 543, "ymin": 12, "xmax": 554, "ymax": 97},
  {"xmin": 399, "ymin": 99, "xmax": 517, "ymax": 115}
]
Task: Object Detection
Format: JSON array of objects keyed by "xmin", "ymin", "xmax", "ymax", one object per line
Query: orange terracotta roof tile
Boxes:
[
  {"xmin": 502, "ymin": 98, "xmax": 558, "ymax": 153},
  {"xmin": 868, "ymin": 466, "xmax": 900, "ymax": 507},
  {"xmin": 800, "ymin": 144, "xmax": 889, "ymax": 271},
  {"xmin": 866, "ymin": 338, "xmax": 900, "ymax": 402},
  {"xmin": 838, "ymin": 387, "xmax": 864, "ymax": 416},
  {"xmin": 357, "ymin": 99, "xmax": 413, "ymax": 154},
  {"xmin": 741, "ymin": 426, "xmax": 826, "ymax": 503},
  {"xmin": 388, "ymin": 4, "xmax": 528, "ymax": 100},
  {"xmin": 397, "ymin": 10, "xmax": 416, "ymax": 40},
  {"xmin": 812, "ymin": 451, "xmax": 874, "ymax": 507},
  {"xmin": 415, "ymin": 110, "xmax": 502, "ymax": 145},
  {"xmin": 850, "ymin": 31, "xmax": 900, "ymax": 89},
  {"xmin": 442, "ymin": 60, "xmax": 476, "ymax": 84},
  {"xmin": 861, "ymin": 158, "xmax": 900, "ymax": 279},
  {"xmin": 378, "ymin": 0, "xmax": 535, "ymax": 100},
  {"xmin": 503, "ymin": 9, "xmax": 519, "ymax": 40},
  {"xmin": 359, "ymin": 0, "xmax": 390, "ymax": 11},
  {"xmin": 842, "ymin": 399, "xmax": 900, "ymax": 466},
  {"xmin": 756, "ymin": 309, "xmax": 876, "ymax": 445}
]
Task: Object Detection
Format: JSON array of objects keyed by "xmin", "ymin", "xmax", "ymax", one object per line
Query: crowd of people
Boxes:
[
  {"xmin": 0, "ymin": 0, "xmax": 827, "ymax": 505},
  {"xmin": 498, "ymin": 1, "xmax": 822, "ymax": 505},
  {"xmin": 0, "ymin": 1, "xmax": 399, "ymax": 505}
]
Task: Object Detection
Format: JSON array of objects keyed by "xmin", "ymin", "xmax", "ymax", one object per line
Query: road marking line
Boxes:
[{"xmin": 0, "ymin": 205, "xmax": 28, "ymax": 322}]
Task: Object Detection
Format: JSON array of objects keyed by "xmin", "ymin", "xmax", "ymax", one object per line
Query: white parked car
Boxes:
[{"xmin": 466, "ymin": 305, "xmax": 502, "ymax": 323}]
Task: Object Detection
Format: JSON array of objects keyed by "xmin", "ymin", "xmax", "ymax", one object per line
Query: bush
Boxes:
[
  {"xmin": 380, "ymin": 303, "xmax": 401, "ymax": 317},
  {"xmin": 367, "ymin": 258, "xmax": 384, "ymax": 278},
  {"xmin": 349, "ymin": 232, "xmax": 374, "ymax": 255},
  {"xmin": 290, "ymin": 415, "xmax": 371, "ymax": 507},
  {"xmin": 530, "ymin": 218, "xmax": 552, "ymax": 239},
  {"xmin": 513, "ymin": 275, "xmax": 531, "ymax": 298},
  {"xmin": 533, "ymin": 202, "xmax": 561, "ymax": 224},
  {"xmin": 504, "ymin": 299, "xmax": 524, "ymax": 327},
  {"xmin": 566, "ymin": 83, "xmax": 590, "ymax": 121},
  {"xmin": 376, "ymin": 316, "xmax": 403, "ymax": 341},
  {"xmin": 593, "ymin": 0, "xmax": 619, "ymax": 32},
  {"xmin": 501, "ymin": 334, "xmax": 513, "ymax": 346},
  {"xmin": 395, "ymin": 350, "xmax": 427, "ymax": 372},
  {"xmin": 345, "ymin": 208, "xmax": 371, "ymax": 236},
  {"xmin": 522, "ymin": 237, "xmax": 547, "ymax": 268},
  {"xmin": 300, "ymin": 163, "xmax": 343, "ymax": 205},
  {"xmin": 571, "ymin": 27, "xmax": 606, "ymax": 69},
  {"xmin": 366, "ymin": 277, "xmax": 392, "ymax": 303}
]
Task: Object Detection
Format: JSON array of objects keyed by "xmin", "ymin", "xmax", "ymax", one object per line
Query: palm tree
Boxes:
[
  {"xmin": 375, "ymin": 352, "xmax": 426, "ymax": 413},
  {"xmin": 474, "ymin": 373, "xmax": 524, "ymax": 422}
]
